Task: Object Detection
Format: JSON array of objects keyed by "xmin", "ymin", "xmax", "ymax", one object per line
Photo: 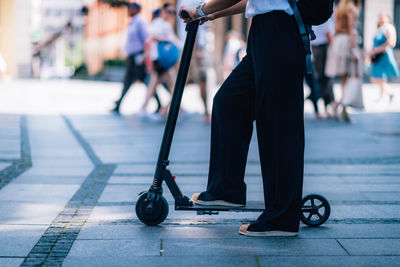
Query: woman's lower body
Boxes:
[
  {"xmin": 140, "ymin": 61, "xmax": 176, "ymax": 117},
  {"xmin": 305, "ymin": 72, "xmax": 321, "ymax": 119},
  {"xmin": 370, "ymin": 49, "xmax": 400, "ymax": 102},
  {"xmin": 325, "ymin": 33, "xmax": 358, "ymax": 122},
  {"xmin": 113, "ymin": 53, "xmax": 147, "ymax": 113},
  {"xmin": 196, "ymin": 11, "xmax": 305, "ymax": 234},
  {"xmin": 312, "ymin": 44, "xmax": 335, "ymax": 117}
]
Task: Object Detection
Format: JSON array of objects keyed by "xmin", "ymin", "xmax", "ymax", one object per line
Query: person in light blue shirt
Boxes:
[
  {"xmin": 112, "ymin": 3, "xmax": 149, "ymax": 114},
  {"xmin": 180, "ymin": 0, "xmax": 305, "ymax": 237}
]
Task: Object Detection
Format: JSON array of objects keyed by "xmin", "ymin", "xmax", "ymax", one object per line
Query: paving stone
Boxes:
[
  {"xmin": 338, "ymin": 239, "xmax": 400, "ymax": 255},
  {"xmin": 0, "ymin": 258, "xmax": 24, "ymax": 267},
  {"xmin": 63, "ymin": 255, "xmax": 258, "ymax": 267},
  {"xmin": 22, "ymin": 167, "xmax": 92, "ymax": 177},
  {"xmin": 331, "ymin": 205, "xmax": 400, "ymax": 220},
  {"xmin": 162, "ymin": 238, "xmax": 347, "ymax": 256},
  {"xmin": 0, "ymin": 225, "xmax": 47, "ymax": 256},
  {"xmin": 258, "ymin": 256, "xmax": 400, "ymax": 267},
  {"xmin": 76, "ymin": 224, "xmax": 400, "ymax": 241},
  {"xmin": 0, "ymin": 202, "xmax": 65, "ymax": 224},
  {"xmin": 12, "ymin": 175, "xmax": 87, "ymax": 185},
  {"xmin": 0, "ymin": 162, "xmax": 11, "ymax": 171},
  {"xmin": 0, "ymin": 184, "xmax": 80, "ymax": 203},
  {"xmin": 67, "ymin": 239, "xmax": 160, "ymax": 257}
]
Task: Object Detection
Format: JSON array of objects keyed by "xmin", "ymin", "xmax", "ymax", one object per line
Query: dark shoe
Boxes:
[
  {"xmin": 111, "ymin": 106, "xmax": 120, "ymax": 114},
  {"xmin": 341, "ymin": 108, "xmax": 351, "ymax": 123},
  {"xmin": 239, "ymin": 223, "xmax": 298, "ymax": 237},
  {"xmin": 191, "ymin": 192, "xmax": 245, "ymax": 207},
  {"xmin": 389, "ymin": 94, "xmax": 394, "ymax": 103}
]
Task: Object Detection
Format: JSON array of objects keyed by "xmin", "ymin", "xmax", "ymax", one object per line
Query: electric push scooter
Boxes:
[{"xmin": 135, "ymin": 12, "xmax": 331, "ymax": 227}]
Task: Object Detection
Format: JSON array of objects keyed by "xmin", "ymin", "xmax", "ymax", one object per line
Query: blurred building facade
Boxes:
[
  {"xmin": 0, "ymin": 0, "xmax": 35, "ymax": 78},
  {"xmin": 0, "ymin": 0, "xmax": 86, "ymax": 78},
  {"xmin": 84, "ymin": 0, "xmax": 163, "ymax": 75},
  {"xmin": 0, "ymin": 0, "xmax": 399, "ymax": 78},
  {"xmin": 36, "ymin": 0, "xmax": 86, "ymax": 78}
]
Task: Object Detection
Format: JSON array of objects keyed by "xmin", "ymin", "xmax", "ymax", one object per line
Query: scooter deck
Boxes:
[{"xmin": 176, "ymin": 201, "xmax": 265, "ymax": 212}]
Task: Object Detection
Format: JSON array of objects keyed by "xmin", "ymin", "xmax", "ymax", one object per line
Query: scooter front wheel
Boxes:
[
  {"xmin": 136, "ymin": 192, "xmax": 169, "ymax": 226},
  {"xmin": 300, "ymin": 194, "xmax": 330, "ymax": 227}
]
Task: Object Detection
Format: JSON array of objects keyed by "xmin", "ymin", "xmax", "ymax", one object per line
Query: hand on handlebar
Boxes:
[{"xmin": 178, "ymin": 6, "xmax": 199, "ymax": 23}]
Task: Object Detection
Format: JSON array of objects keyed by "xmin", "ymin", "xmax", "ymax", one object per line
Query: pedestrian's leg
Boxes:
[
  {"xmin": 157, "ymin": 69, "xmax": 176, "ymax": 116},
  {"xmin": 200, "ymin": 55, "xmax": 255, "ymax": 204},
  {"xmin": 305, "ymin": 73, "xmax": 320, "ymax": 117},
  {"xmin": 198, "ymin": 79, "xmax": 210, "ymax": 122},
  {"xmin": 154, "ymin": 93, "xmax": 163, "ymax": 113},
  {"xmin": 141, "ymin": 71, "xmax": 160, "ymax": 110},
  {"xmin": 249, "ymin": 12, "xmax": 305, "ymax": 232},
  {"xmin": 114, "ymin": 56, "xmax": 136, "ymax": 111}
]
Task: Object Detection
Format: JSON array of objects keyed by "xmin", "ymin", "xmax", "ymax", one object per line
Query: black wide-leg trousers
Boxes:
[{"xmin": 206, "ymin": 11, "xmax": 305, "ymax": 231}]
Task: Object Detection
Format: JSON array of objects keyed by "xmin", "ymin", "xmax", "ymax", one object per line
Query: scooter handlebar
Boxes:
[{"xmin": 180, "ymin": 10, "xmax": 190, "ymax": 19}]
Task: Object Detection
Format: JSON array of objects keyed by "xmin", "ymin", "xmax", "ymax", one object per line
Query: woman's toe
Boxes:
[
  {"xmin": 239, "ymin": 224, "xmax": 250, "ymax": 233},
  {"xmin": 191, "ymin": 193, "xmax": 200, "ymax": 202}
]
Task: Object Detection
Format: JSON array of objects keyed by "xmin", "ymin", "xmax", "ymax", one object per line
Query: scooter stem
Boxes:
[{"xmin": 151, "ymin": 20, "xmax": 200, "ymax": 190}]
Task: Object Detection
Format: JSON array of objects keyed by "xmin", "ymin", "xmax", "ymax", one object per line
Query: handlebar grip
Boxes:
[{"xmin": 180, "ymin": 10, "xmax": 190, "ymax": 19}]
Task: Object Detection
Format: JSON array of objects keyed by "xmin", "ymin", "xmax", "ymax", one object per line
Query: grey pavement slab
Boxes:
[
  {"xmin": 338, "ymin": 239, "xmax": 400, "ymax": 255},
  {"xmin": 0, "ymin": 202, "xmax": 66, "ymax": 224},
  {"xmin": 331, "ymin": 205, "xmax": 400, "ymax": 220},
  {"xmin": 0, "ymin": 162, "xmax": 11, "ymax": 171},
  {"xmin": 11, "ymin": 175, "xmax": 87, "ymax": 185},
  {"xmin": 0, "ymin": 184, "xmax": 80, "ymax": 203},
  {"xmin": 76, "ymin": 224, "xmax": 400, "ymax": 240},
  {"xmin": 0, "ymin": 258, "xmax": 24, "ymax": 267},
  {"xmin": 162, "ymin": 238, "xmax": 347, "ymax": 256},
  {"xmin": 0, "ymin": 225, "xmax": 47, "ymax": 257},
  {"xmin": 63, "ymin": 256, "xmax": 258, "ymax": 267},
  {"xmin": 258, "ymin": 256, "xmax": 400, "ymax": 267},
  {"xmin": 67, "ymin": 239, "xmax": 160, "ymax": 257},
  {"xmin": 21, "ymin": 166, "xmax": 92, "ymax": 177}
]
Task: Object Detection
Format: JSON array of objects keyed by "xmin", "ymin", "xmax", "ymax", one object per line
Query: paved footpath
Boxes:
[{"xmin": 0, "ymin": 80, "xmax": 400, "ymax": 266}]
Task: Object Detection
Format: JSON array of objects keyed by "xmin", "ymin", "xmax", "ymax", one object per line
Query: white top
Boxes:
[
  {"xmin": 311, "ymin": 17, "xmax": 334, "ymax": 46},
  {"xmin": 149, "ymin": 17, "xmax": 179, "ymax": 60},
  {"xmin": 245, "ymin": 0, "xmax": 295, "ymax": 19}
]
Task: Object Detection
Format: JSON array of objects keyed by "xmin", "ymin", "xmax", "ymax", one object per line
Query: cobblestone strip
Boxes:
[
  {"xmin": 0, "ymin": 115, "xmax": 32, "ymax": 190},
  {"xmin": 21, "ymin": 116, "xmax": 116, "ymax": 266}
]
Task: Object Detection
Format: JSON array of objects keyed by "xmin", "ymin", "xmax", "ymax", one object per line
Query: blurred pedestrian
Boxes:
[
  {"xmin": 0, "ymin": 52, "xmax": 6, "ymax": 80},
  {"xmin": 367, "ymin": 12, "xmax": 400, "ymax": 102},
  {"xmin": 223, "ymin": 31, "xmax": 246, "ymax": 79},
  {"xmin": 304, "ymin": 69, "xmax": 321, "ymax": 119},
  {"xmin": 325, "ymin": 0, "xmax": 361, "ymax": 122},
  {"xmin": 139, "ymin": 3, "xmax": 180, "ymax": 118},
  {"xmin": 112, "ymin": 3, "xmax": 148, "ymax": 114},
  {"xmin": 178, "ymin": 0, "xmax": 211, "ymax": 122},
  {"xmin": 148, "ymin": 8, "xmax": 172, "ymax": 115},
  {"xmin": 310, "ymin": 17, "xmax": 335, "ymax": 118}
]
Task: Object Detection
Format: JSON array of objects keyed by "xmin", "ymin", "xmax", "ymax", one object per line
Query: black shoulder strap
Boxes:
[{"xmin": 288, "ymin": 0, "xmax": 313, "ymax": 76}]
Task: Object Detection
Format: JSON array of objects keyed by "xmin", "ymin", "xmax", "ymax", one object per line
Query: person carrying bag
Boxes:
[{"xmin": 342, "ymin": 59, "xmax": 364, "ymax": 110}]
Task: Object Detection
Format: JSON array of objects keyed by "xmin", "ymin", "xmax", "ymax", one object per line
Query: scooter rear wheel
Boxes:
[
  {"xmin": 300, "ymin": 194, "xmax": 330, "ymax": 227},
  {"xmin": 136, "ymin": 193, "xmax": 169, "ymax": 226}
]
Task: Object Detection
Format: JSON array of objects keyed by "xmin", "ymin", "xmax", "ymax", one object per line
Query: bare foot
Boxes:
[{"xmin": 239, "ymin": 224, "xmax": 250, "ymax": 234}]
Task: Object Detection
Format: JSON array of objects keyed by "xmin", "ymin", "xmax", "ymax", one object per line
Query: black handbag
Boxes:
[{"xmin": 371, "ymin": 53, "xmax": 384, "ymax": 63}]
